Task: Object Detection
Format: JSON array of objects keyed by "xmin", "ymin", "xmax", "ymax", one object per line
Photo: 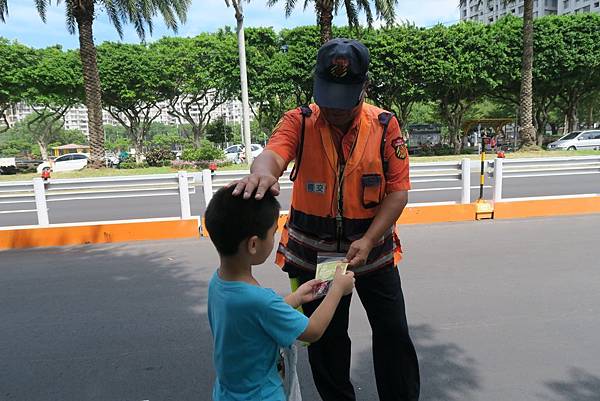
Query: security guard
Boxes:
[{"xmin": 232, "ymin": 38, "xmax": 420, "ymax": 401}]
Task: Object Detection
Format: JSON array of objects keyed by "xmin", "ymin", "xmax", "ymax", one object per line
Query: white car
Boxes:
[
  {"xmin": 224, "ymin": 144, "xmax": 264, "ymax": 163},
  {"xmin": 547, "ymin": 130, "xmax": 600, "ymax": 150},
  {"xmin": 37, "ymin": 153, "xmax": 89, "ymax": 173}
]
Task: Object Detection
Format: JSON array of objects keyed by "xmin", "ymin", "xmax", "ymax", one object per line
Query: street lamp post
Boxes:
[{"xmin": 225, "ymin": 0, "xmax": 253, "ymax": 165}]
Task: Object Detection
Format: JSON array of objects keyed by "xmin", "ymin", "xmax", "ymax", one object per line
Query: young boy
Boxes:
[{"xmin": 205, "ymin": 186, "xmax": 355, "ymax": 401}]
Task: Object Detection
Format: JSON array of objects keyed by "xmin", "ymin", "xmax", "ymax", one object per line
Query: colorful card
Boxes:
[{"xmin": 314, "ymin": 254, "xmax": 348, "ymax": 297}]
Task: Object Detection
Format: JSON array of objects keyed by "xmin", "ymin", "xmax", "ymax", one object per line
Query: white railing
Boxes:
[
  {"xmin": 492, "ymin": 156, "xmax": 600, "ymax": 202},
  {"xmin": 0, "ymin": 172, "xmax": 198, "ymax": 226},
  {"xmin": 202, "ymin": 158, "xmax": 473, "ymax": 206}
]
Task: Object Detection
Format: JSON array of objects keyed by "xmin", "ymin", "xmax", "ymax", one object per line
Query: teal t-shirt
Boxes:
[{"xmin": 208, "ymin": 271, "xmax": 309, "ymax": 401}]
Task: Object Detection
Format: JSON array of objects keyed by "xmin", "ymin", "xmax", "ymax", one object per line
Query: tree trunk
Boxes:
[
  {"xmin": 518, "ymin": 0, "xmax": 537, "ymax": 149},
  {"xmin": 232, "ymin": 0, "xmax": 253, "ymax": 164},
  {"xmin": 193, "ymin": 124, "xmax": 202, "ymax": 148},
  {"xmin": 451, "ymin": 128, "xmax": 462, "ymax": 155},
  {"xmin": 587, "ymin": 104, "xmax": 593, "ymax": 129},
  {"xmin": 567, "ymin": 106, "xmax": 577, "ymax": 133},
  {"xmin": 534, "ymin": 108, "xmax": 548, "ymax": 147},
  {"xmin": 75, "ymin": 2, "xmax": 105, "ymax": 169},
  {"xmin": 38, "ymin": 140, "xmax": 49, "ymax": 161},
  {"xmin": 317, "ymin": 1, "xmax": 334, "ymax": 44},
  {"xmin": 133, "ymin": 130, "xmax": 144, "ymax": 164}
]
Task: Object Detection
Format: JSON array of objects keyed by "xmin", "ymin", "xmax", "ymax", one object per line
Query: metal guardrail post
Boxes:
[
  {"xmin": 493, "ymin": 158, "xmax": 504, "ymax": 202},
  {"xmin": 177, "ymin": 171, "xmax": 191, "ymax": 219},
  {"xmin": 202, "ymin": 169, "xmax": 213, "ymax": 206},
  {"xmin": 33, "ymin": 178, "xmax": 49, "ymax": 226},
  {"xmin": 461, "ymin": 158, "xmax": 471, "ymax": 204}
]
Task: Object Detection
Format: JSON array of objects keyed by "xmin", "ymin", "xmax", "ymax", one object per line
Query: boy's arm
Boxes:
[
  {"xmin": 284, "ymin": 279, "xmax": 322, "ymax": 308},
  {"xmin": 298, "ymin": 270, "xmax": 354, "ymax": 343},
  {"xmin": 284, "ymin": 293, "xmax": 301, "ymax": 309}
]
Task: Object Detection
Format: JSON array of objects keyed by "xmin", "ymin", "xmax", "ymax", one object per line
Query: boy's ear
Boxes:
[{"xmin": 246, "ymin": 235, "xmax": 259, "ymax": 255}]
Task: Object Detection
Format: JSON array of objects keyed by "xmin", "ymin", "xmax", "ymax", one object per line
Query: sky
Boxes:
[{"xmin": 0, "ymin": 0, "xmax": 460, "ymax": 49}]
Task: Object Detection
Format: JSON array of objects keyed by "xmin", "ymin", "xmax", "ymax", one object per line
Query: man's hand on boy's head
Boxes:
[
  {"xmin": 294, "ymin": 279, "xmax": 323, "ymax": 306},
  {"xmin": 229, "ymin": 173, "xmax": 280, "ymax": 200}
]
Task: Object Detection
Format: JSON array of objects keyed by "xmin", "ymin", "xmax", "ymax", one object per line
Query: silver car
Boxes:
[{"xmin": 547, "ymin": 130, "xmax": 600, "ymax": 150}]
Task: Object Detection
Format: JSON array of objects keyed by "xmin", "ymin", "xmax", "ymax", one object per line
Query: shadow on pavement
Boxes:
[
  {"xmin": 0, "ymin": 242, "xmax": 214, "ymax": 401},
  {"xmin": 540, "ymin": 367, "xmax": 600, "ymax": 401},
  {"xmin": 351, "ymin": 324, "xmax": 481, "ymax": 401}
]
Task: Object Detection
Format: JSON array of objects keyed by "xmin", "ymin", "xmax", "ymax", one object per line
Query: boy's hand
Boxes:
[
  {"xmin": 331, "ymin": 267, "xmax": 355, "ymax": 296},
  {"xmin": 293, "ymin": 279, "xmax": 323, "ymax": 306}
]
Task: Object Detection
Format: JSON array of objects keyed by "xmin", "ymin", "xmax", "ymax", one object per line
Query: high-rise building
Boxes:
[
  {"xmin": 3, "ymin": 103, "xmax": 119, "ymax": 136},
  {"xmin": 460, "ymin": 0, "xmax": 599, "ymax": 24},
  {"xmin": 3, "ymin": 96, "xmax": 252, "ymax": 136}
]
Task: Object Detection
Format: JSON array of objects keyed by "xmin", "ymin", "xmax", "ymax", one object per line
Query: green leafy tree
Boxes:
[
  {"xmin": 279, "ymin": 26, "xmax": 321, "ymax": 105},
  {"xmin": 553, "ymin": 14, "xmax": 600, "ymax": 134},
  {"xmin": 0, "ymin": 39, "xmax": 35, "ymax": 132},
  {"xmin": 1, "ymin": 0, "xmax": 191, "ymax": 167},
  {"xmin": 153, "ymin": 33, "xmax": 239, "ymax": 147},
  {"xmin": 421, "ymin": 22, "xmax": 502, "ymax": 154},
  {"xmin": 21, "ymin": 46, "xmax": 83, "ymax": 160},
  {"xmin": 97, "ymin": 42, "xmax": 170, "ymax": 162},
  {"xmin": 205, "ymin": 117, "xmax": 234, "ymax": 145},
  {"xmin": 244, "ymin": 27, "xmax": 294, "ymax": 138},
  {"xmin": 365, "ymin": 25, "xmax": 428, "ymax": 128}
]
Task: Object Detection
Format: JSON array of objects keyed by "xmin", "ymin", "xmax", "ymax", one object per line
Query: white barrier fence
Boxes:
[
  {"xmin": 203, "ymin": 158, "xmax": 473, "ymax": 206},
  {"xmin": 1, "ymin": 156, "xmax": 598, "ymax": 228},
  {"xmin": 0, "ymin": 172, "xmax": 198, "ymax": 226},
  {"xmin": 491, "ymin": 155, "xmax": 600, "ymax": 202}
]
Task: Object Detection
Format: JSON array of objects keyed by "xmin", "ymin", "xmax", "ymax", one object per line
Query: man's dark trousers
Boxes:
[{"xmin": 294, "ymin": 264, "xmax": 420, "ymax": 401}]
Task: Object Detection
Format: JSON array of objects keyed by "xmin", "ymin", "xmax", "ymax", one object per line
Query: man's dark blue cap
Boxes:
[{"xmin": 313, "ymin": 38, "xmax": 370, "ymax": 110}]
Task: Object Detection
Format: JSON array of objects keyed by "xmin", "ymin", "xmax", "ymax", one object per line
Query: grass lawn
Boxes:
[{"xmin": 1, "ymin": 149, "xmax": 598, "ymax": 182}]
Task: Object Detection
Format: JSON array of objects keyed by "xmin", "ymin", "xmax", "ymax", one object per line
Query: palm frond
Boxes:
[
  {"xmin": 355, "ymin": 0, "xmax": 374, "ymax": 27},
  {"xmin": 65, "ymin": 2, "xmax": 77, "ymax": 35},
  {"xmin": 344, "ymin": 0, "xmax": 359, "ymax": 27},
  {"xmin": 103, "ymin": 0, "xmax": 125, "ymax": 38},
  {"xmin": 374, "ymin": 0, "xmax": 397, "ymax": 26},
  {"xmin": 34, "ymin": 0, "xmax": 49, "ymax": 23},
  {"xmin": 0, "ymin": 0, "xmax": 8, "ymax": 23},
  {"xmin": 267, "ymin": 0, "xmax": 300, "ymax": 17}
]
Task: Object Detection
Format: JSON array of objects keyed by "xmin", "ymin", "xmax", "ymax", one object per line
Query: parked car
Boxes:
[
  {"xmin": 224, "ymin": 144, "xmax": 244, "ymax": 162},
  {"xmin": 547, "ymin": 130, "xmax": 600, "ymax": 150},
  {"xmin": 36, "ymin": 153, "xmax": 89, "ymax": 173},
  {"xmin": 105, "ymin": 152, "xmax": 120, "ymax": 168},
  {"xmin": 225, "ymin": 144, "xmax": 264, "ymax": 163}
]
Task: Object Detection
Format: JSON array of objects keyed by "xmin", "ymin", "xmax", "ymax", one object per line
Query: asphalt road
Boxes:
[
  {"xmin": 1, "ymin": 215, "xmax": 599, "ymax": 401},
  {"xmin": 1, "ymin": 173, "xmax": 599, "ymax": 227}
]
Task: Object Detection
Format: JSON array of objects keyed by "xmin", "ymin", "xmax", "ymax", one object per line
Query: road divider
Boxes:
[{"xmin": 0, "ymin": 217, "xmax": 200, "ymax": 250}]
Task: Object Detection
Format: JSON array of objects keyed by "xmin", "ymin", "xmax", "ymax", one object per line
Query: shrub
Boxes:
[
  {"xmin": 119, "ymin": 161, "xmax": 148, "ymax": 169},
  {"xmin": 181, "ymin": 140, "xmax": 225, "ymax": 162},
  {"xmin": 145, "ymin": 148, "xmax": 175, "ymax": 167},
  {"xmin": 171, "ymin": 160, "xmax": 198, "ymax": 170}
]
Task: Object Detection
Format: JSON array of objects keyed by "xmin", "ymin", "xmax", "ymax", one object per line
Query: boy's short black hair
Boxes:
[{"xmin": 204, "ymin": 186, "xmax": 281, "ymax": 256}]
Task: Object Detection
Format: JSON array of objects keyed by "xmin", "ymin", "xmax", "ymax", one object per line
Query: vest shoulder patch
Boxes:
[{"xmin": 391, "ymin": 137, "xmax": 408, "ymax": 160}]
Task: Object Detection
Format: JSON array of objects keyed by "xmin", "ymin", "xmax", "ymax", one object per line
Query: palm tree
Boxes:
[
  {"xmin": 518, "ymin": 0, "xmax": 536, "ymax": 148},
  {"xmin": 459, "ymin": 0, "xmax": 536, "ymax": 148},
  {"xmin": 267, "ymin": 0, "xmax": 398, "ymax": 44},
  {"xmin": 1, "ymin": 0, "xmax": 190, "ymax": 167}
]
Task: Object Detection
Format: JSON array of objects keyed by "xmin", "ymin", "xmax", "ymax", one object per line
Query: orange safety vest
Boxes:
[{"xmin": 276, "ymin": 103, "xmax": 402, "ymax": 275}]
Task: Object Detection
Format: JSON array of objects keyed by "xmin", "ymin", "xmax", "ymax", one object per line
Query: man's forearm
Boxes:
[
  {"xmin": 250, "ymin": 150, "xmax": 286, "ymax": 177},
  {"xmin": 363, "ymin": 191, "xmax": 408, "ymax": 243}
]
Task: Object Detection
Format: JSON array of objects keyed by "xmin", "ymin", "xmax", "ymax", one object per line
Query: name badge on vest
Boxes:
[{"xmin": 307, "ymin": 182, "xmax": 327, "ymax": 194}]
